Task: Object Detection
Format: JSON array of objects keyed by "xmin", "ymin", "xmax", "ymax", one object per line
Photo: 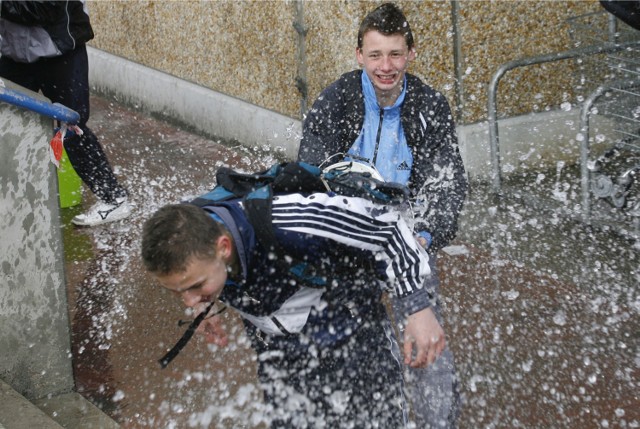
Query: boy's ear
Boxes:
[{"xmin": 216, "ymin": 235, "xmax": 233, "ymax": 261}]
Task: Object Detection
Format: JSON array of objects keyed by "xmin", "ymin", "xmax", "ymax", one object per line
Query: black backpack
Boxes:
[{"xmin": 190, "ymin": 161, "xmax": 411, "ymax": 255}]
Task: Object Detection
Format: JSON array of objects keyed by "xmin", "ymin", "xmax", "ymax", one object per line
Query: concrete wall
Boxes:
[
  {"xmin": 88, "ymin": 46, "xmax": 622, "ymax": 182},
  {"xmin": 458, "ymin": 108, "xmax": 618, "ymax": 180},
  {"xmin": 0, "ymin": 86, "xmax": 74, "ymax": 400},
  {"xmin": 86, "ymin": 0, "xmax": 604, "ymax": 124},
  {"xmin": 88, "ymin": 48, "xmax": 302, "ymax": 161}
]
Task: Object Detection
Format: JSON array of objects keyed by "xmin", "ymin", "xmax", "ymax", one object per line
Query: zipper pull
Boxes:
[
  {"xmin": 243, "ymin": 292, "xmax": 261, "ymax": 304},
  {"xmin": 256, "ymin": 330, "xmax": 269, "ymax": 347}
]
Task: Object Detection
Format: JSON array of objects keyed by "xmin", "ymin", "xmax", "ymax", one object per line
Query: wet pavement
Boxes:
[{"xmin": 61, "ymin": 93, "xmax": 639, "ymax": 428}]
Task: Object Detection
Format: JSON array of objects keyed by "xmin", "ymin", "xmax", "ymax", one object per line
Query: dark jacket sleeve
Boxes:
[
  {"xmin": 403, "ymin": 81, "xmax": 468, "ymax": 253},
  {"xmin": 600, "ymin": 0, "xmax": 640, "ymax": 30},
  {"xmin": 0, "ymin": 1, "xmax": 64, "ymax": 26}
]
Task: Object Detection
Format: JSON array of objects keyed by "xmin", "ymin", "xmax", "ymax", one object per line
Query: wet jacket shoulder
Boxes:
[
  {"xmin": 299, "ymin": 70, "xmax": 468, "ymax": 252},
  {"xmin": 299, "ymin": 70, "xmax": 365, "ymax": 165},
  {"xmin": 0, "ymin": 1, "xmax": 94, "ymax": 62}
]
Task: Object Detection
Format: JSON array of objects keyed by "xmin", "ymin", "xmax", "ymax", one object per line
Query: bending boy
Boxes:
[{"xmin": 141, "ymin": 191, "xmax": 446, "ymax": 428}]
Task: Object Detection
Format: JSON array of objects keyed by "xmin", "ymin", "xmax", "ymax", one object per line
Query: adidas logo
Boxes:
[{"xmin": 397, "ymin": 161, "xmax": 410, "ymax": 171}]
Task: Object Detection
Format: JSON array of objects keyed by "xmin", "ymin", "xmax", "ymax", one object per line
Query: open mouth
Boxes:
[{"xmin": 376, "ymin": 72, "xmax": 398, "ymax": 84}]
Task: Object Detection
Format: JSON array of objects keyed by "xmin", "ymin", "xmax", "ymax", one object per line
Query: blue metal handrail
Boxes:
[{"xmin": 0, "ymin": 81, "xmax": 79, "ymax": 124}]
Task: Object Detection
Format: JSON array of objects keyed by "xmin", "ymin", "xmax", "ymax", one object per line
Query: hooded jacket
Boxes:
[
  {"xmin": 0, "ymin": 1, "xmax": 94, "ymax": 63},
  {"xmin": 299, "ymin": 70, "xmax": 468, "ymax": 253}
]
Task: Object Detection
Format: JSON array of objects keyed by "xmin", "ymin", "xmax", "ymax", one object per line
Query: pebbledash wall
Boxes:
[{"xmin": 86, "ymin": 0, "xmax": 615, "ymax": 179}]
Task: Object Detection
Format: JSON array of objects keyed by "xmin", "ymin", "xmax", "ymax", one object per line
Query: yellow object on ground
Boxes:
[{"xmin": 57, "ymin": 149, "xmax": 82, "ymax": 208}]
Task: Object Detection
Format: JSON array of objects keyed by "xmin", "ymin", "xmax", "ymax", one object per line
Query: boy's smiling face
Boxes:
[{"xmin": 356, "ymin": 30, "xmax": 415, "ymax": 104}]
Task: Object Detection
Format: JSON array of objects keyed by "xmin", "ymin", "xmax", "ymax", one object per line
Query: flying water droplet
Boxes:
[
  {"xmin": 502, "ymin": 290, "xmax": 520, "ymax": 300},
  {"xmin": 553, "ymin": 310, "xmax": 566, "ymax": 326}
]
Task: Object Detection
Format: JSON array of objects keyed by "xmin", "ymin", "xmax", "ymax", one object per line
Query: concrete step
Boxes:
[
  {"xmin": 0, "ymin": 380, "xmax": 64, "ymax": 429},
  {"xmin": 0, "ymin": 380, "xmax": 119, "ymax": 429}
]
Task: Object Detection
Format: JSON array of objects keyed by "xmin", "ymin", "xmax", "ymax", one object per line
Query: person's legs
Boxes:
[
  {"xmin": 1, "ymin": 48, "xmax": 131, "ymax": 225},
  {"xmin": 256, "ymin": 348, "xmax": 319, "ymax": 428},
  {"xmin": 404, "ymin": 347, "xmax": 461, "ymax": 428},
  {"xmin": 389, "ymin": 257, "xmax": 462, "ymax": 428},
  {"xmin": 330, "ymin": 318, "xmax": 407, "ymax": 427},
  {"xmin": 0, "ymin": 57, "xmax": 39, "ymax": 91},
  {"xmin": 41, "ymin": 45, "xmax": 128, "ymax": 204},
  {"xmin": 254, "ymin": 316, "xmax": 406, "ymax": 428},
  {"xmin": 61, "ymin": 128, "xmax": 128, "ymax": 203}
]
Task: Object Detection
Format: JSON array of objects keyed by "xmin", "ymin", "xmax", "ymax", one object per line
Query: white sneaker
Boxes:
[{"xmin": 72, "ymin": 197, "xmax": 134, "ymax": 226}]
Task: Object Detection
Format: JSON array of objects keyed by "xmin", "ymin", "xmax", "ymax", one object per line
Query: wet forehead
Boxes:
[
  {"xmin": 155, "ymin": 258, "xmax": 209, "ymax": 292},
  {"xmin": 361, "ymin": 31, "xmax": 408, "ymax": 52}
]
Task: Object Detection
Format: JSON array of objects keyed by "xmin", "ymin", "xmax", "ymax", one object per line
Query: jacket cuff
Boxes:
[
  {"xmin": 416, "ymin": 230, "xmax": 432, "ymax": 248},
  {"xmin": 397, "ymin": 287, "xmax": 431, "ymax": 316}
]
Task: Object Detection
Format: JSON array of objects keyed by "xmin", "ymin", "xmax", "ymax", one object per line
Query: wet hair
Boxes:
[
  {"xmin": 357, "ymin": 2, "xmax": 414, "ymax": 50},
  {"xmin": 141, "ymin": 204, "xmax": 224, "ymax": 275}
]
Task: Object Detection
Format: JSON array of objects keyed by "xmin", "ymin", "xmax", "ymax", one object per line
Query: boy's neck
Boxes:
[{"xmin": 375, "ymin": 82, "xmax": 403, "ymax": 108}]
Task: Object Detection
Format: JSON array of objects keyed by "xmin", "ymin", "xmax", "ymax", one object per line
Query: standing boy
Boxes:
[
  {"xmin": 141, "ymin": 187, "xmax": 447, "ymax": 428},
  {"xmin": 298, "ymin": 3, "xmax": 468, "ymax": 427},
  {"xmin": 0, "ymin": 1, "xmax": 132, "ymax": 226}
]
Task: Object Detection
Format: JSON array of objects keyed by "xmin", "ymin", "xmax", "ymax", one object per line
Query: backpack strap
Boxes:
[
  {"xmin": 244, "ymin": 185, "xmax": 333, "ymax": 290},
  {"xmin": 271, "ymin": 162, "xmax": 326, "ymax": 194},
  {"xmin": 323, "ymin": 170, "xmax": 411, "ymax": 205},
  {"xmin": 215, "ymin": 165, "xmax": 279, "ymax": 196},
  {"xmin": 190, "ymin": 186, "xmax": 236, "ymax": 207},
  {"xmin": 243, "ymin": 184, "xmax": 278, "ymax": 252}
]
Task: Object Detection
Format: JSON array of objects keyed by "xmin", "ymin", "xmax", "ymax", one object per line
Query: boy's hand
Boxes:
[
  {"xmin": 403, "ymin": 307, "xmax": 446, "ymax": 368},
  {"xmin": 197, "ymin": 316, "xmax": 229, "ymax": 347},
  {"xmin": 416, "ymin": 235, "xmax": 428, "ymax": 248}
]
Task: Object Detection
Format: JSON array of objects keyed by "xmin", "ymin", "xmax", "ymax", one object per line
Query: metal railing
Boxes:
[
  {"xmin": 579, "ymin": 77, "xmax": 640, "ymax": 221},
  {"xmin": 487, "ymin": 39, "xmax": 640, "ymax": 193},
  {"xmin": 0, "ymin": 79, "xmax": 79, "ymax": 124}
]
